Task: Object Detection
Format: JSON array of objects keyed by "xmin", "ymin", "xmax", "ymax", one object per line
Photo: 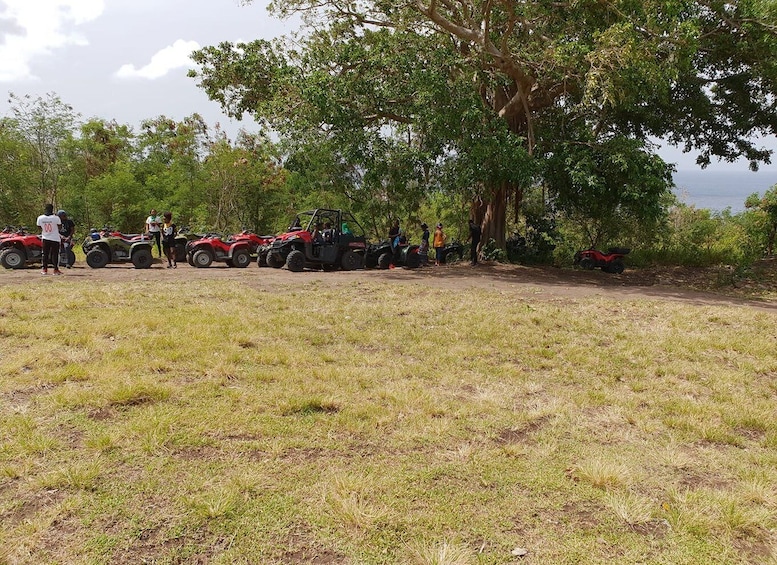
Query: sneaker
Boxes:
[
  {"xmin": 173, "ymin": 262, "xmax": 177, "ymax": 269},
  {"xmin": 53, "ymin": 269, "xmax": 63, "ymax": 275},
  {"xmin": 66, "ymin": 264, "xmax": 72, "ymax": 269},
  {"xmin": 166, "ymin": 264, "xmax": 172, "ymax": 269},
  {"xmin": 41, "ymin": 268, "xmax": 48, "ymax": 275}
]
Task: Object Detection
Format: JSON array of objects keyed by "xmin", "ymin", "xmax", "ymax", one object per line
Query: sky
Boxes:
[{"xmin": 1, "ymin": 0, "xmax": 776, "ymax": 190}]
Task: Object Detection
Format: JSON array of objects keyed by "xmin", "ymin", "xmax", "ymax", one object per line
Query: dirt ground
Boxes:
[{"xmin": 4, "ymin": 257, "xmax": 777, "ymax": 312}]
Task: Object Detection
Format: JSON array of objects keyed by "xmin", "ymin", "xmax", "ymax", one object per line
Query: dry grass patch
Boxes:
[{"xmin": 1, "ymin": 278, "xmax": 776, "ymax": 564}]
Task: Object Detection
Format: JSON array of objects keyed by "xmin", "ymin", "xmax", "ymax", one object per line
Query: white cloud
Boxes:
[
  {"xmin": 114, "ymin": 39, "xmax": 200, "ymax": 80},
  {"xmin": 0, "ymin": 0, "xmax": 104, "ymax": 82}
]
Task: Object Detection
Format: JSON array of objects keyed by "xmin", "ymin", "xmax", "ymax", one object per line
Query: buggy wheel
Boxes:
[
  {"xmin": 232, "ymin": 249, "xmax": 251, "ymax": 268},
  {"xmin": 66, "ymin": 249, "xmax": 76, "ymax": 266},
  {"xmin": 266, "ymin": 251, "xmax": 283, "ymax": 268},
  {"xmin": 1, "ymin": 248, "xmax": 25, "ymax": 269},
  {"xmin": 377, "ymin": 252, "xmax": 392, "ymax": 270},
  {"xmin": 341, "ymin": 250, "xmax": 364, "ymax": 271},
  {"xmin": 86, "ymin": 248, "xmax": 110, "ymax": 268},
  {"xmin": 193, "ymin": 249, "xmax": 213, "ymax": 268},
  {"xmin": 187, "ymin": 252, "xmax": 195, "ymax": 267},
  {"xmin": 257, "ymin": 250, "xmax": 268, "ymax": 267},
  {"xmin": 286, "ymin": 249, "xmax": 305, "ymax": 272}
]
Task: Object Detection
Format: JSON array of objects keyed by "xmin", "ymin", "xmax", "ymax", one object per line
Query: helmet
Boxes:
[{"xmin": 57, "ymin": 210, "xmax": 66, "ymax": 217}]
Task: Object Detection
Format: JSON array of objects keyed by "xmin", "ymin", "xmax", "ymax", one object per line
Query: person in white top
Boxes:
[
  {"xmin": 37, "ymin": 203, "xmax": 62, "ymax": 275},
  {"xmin": 145, "ymin": 208, "xmax": 162, "ymax": 257}
]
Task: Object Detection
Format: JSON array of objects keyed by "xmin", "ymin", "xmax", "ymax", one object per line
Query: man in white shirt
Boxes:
[
  {"xmin": 145, "ymin": 209, "xmax": 162, "ymax": 257},
  {"xmin": 37, "ymin": 203, "xmax": 62, "ymax": 275}
]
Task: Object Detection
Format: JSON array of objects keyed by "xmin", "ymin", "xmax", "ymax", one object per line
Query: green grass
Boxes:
[{"xmin": 1, "ymin": 278, "xmax": 777, "ymax": 564}]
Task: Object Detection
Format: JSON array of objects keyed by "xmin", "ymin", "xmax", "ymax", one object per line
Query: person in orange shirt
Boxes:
[{"xmin": 433, "ymin": 223, "xmax": 446, "ymax": 266}]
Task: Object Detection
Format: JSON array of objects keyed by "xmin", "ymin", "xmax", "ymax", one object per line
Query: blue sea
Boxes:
[{"xmin": 672, "ymin": 169, "xmax": 777, "ymax": 213}]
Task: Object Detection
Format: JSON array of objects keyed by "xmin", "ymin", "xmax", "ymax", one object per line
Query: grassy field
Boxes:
[{"xmin": 1, "ymin": 276, "xmax": 776, "ymax": 564}]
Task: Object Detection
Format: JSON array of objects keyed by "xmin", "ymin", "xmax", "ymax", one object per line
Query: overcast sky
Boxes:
[{"xmin": 1, "ymin": 0, "xmax": 775, "ymax": 179}]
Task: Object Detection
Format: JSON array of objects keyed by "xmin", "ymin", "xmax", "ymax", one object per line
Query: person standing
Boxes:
[
  {"xmin": 388, "ymin": 219, "xmax": 400, "ymax": 249},
  {"xmin": 468, "ymin": 218, "xmax": 482, "ymax": 266},
  {"xmin": 161, "ymin": 212, "xmax": 177, "ymax": 268},
  {"xmin": 145, "ymin": 209, "xmax": 162, "ymax": 257},
  {"xmin": 37, "ymin": 203, "xmax": 62, "ymax": 275},
  {"xmin": 57, "ymin": 210, "xmax": 76, "ymax": 269},
  {"xmin": 433, "ymin": 223, "xmax": 446, "ymax": 266},
  {"xmin": 418, "ymin": 223, "xmax": 430, "ymax": 265}
]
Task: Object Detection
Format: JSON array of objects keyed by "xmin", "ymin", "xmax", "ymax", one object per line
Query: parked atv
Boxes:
[
  {"xmin": 574, "ymin": 247, "xmax": 630, "ymax": 274},
  {"xmin": 186, "ymin": 233, "xmax": 252, "ymax": 268},
  {"xmin": 365, "ymin": 237, "xmax": 422, "ymax": 269},
  {"xmin": 0, "ymin": 228, "xmax": 43, "ymax": 269},
  {"xmin": 82, "ymin": 231, "xmax": 153, "ymax": 269},
  {"xmin": 442, "ymin": 240, "xmax": 464, "ymax": 264},
  {"xmin": 265, "ymin": 209, "xmax": 366, "ymax": 272}
]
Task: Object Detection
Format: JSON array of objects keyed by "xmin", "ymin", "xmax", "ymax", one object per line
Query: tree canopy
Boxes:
[{"xmin": 189, "ymin": 0, "xmax": 777, "ymax": 246}]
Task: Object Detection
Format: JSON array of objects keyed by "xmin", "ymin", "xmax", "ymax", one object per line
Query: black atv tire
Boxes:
[
  {"xmin": 443, "ymin": 249, "xmax": 460, "ymax": 265},
  {"xmin": 232, "ymin": 249, "xmax": 251, "ymax": 268},
  {"xmin": 175, "ymin": 243, "xmax": 187, "ymax": 263},
  {"xmin": 257, "ymin": 250, "xmax": 268, "ymax": 267},
  {"xmin": 341, "ymin": 250, "xmax": 364, "ymax": 271},
  {"xmin": 187, "ymin": 252, "xmax": 195, "ymax": 267},
  {"xmin": 579, "ymin": 257, "xmax": 595, "ymax": 270},
  {"xmin": 132, "ymin": 248, "xmax": 152, "ymax": 269},
  {"xmin": 61, "ymin": 249, "xmax": 76, "ymax": 267},
  {"xmin": 608, "ymin": 258, "xmax": 625, "ymax": 274},
  {"xmin": 404, "ymin": 252, "xmax": 421, "ymax": 269},
  {"xmin": 86, "ymin": 248, "xmax": 110, "ymax": 268},
  {"xmin": 266, "ymin": 251, "xmax": 283, "ymax": 268},
  {"xmin": 286, "ymin": 249, "xmax": 305, "ymax": 272},
  {"xmin": 193, "ymin": 249, "xmax": 213, "ymax": 268},
  {"xmin": 377, "ymin": 252, "xmax": 393, "ymax": 270},
  {"xmin": 321, "ymin": 263, "xmax": 338, "ymax": 271},
  {"xmin": 0, "ymin": 248, "xmax": 25, "ymax": 269}
]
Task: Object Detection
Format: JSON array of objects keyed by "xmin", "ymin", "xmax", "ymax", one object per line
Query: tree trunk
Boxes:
[{"xmin": 474, "ymin": 181, "xmax": 509, "ymax": 250}]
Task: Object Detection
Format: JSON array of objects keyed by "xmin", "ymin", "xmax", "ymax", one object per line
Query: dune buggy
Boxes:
[{"xmin": 265, "ymin": 209, "xmax": 366, "ymax": 272}]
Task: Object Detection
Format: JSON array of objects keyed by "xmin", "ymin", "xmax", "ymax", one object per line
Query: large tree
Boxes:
[{"xmin": 191, "ymin": 1, "xmax": 776, "ymax": 244}]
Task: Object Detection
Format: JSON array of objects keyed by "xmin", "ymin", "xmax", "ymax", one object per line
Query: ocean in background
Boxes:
[{"xmin": 672, "ymin": 169, "xmax": 777, "ymax": 213}]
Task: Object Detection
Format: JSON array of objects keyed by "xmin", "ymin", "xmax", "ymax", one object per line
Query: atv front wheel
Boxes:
[
  {"xmin": 579, "ymin": 257, "xmax": 595, "ymax": 270},
  {"xmin": 286, "ymin": 249, "xmax": 305, "ymax": 272},
  {"xmin": 132, "ymin": 248, "xmax": 152, "ymax": 269},
  {"xmin": 377, "ymin": 252, "xmax": 392, "ymax": 270},
  {"xmin": 0, "ymin": 248, "xmax": 25, "ymax": 269},
  {"xmin": 86, "ymin": 248, "xmax": 110, "ymax": 268},
  {"xmin": 341, "ymin": 250, "xmax": 364, "ymax": 271},
  {"xmin": 192, "ymin": 250, "xmax": 213, "ymax": 268}
]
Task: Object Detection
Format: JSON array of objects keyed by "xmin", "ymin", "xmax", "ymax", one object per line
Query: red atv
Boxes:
[
  {"xmin": 230, "ymin": 230, "xmax": 275, "ymax": 261},
  {"xmin": 265, "ymin": 209, "xmax": 366, "ymax": 272},
  {"xmin": 574, "ymin": 247, "xmax": 630, "ymax": 274},
  {"xmin": 0, "ymin": 227, "xmax": 43, "ymax": 269},
  {"xmin": 186, "ymin": 233, "xmax": 252, "ymax": 268}
]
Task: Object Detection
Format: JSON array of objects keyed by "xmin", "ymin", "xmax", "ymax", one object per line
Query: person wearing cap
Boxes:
[
  {"xmin": 57, "ymin": 210, "xmax": 76, "ymax": 269},
  {"xmin": 433, "ymin": 223, "xmax": 446, "ymax": 266},
  {"xmin": 36, "ymin": 203, "xmax": 62, "ymax": 275},
  {"xmin": 145, "ymin": 209, "xmax": 162, "ymax": 257},
  {"xmin": 418, "ymin": 222, "xmax": 430, "ymax": 265}
]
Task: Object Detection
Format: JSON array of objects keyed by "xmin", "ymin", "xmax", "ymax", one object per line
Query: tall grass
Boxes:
[{"xmin": 1, "ymin": 278, "xmax": 776, "ymax": 564}]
